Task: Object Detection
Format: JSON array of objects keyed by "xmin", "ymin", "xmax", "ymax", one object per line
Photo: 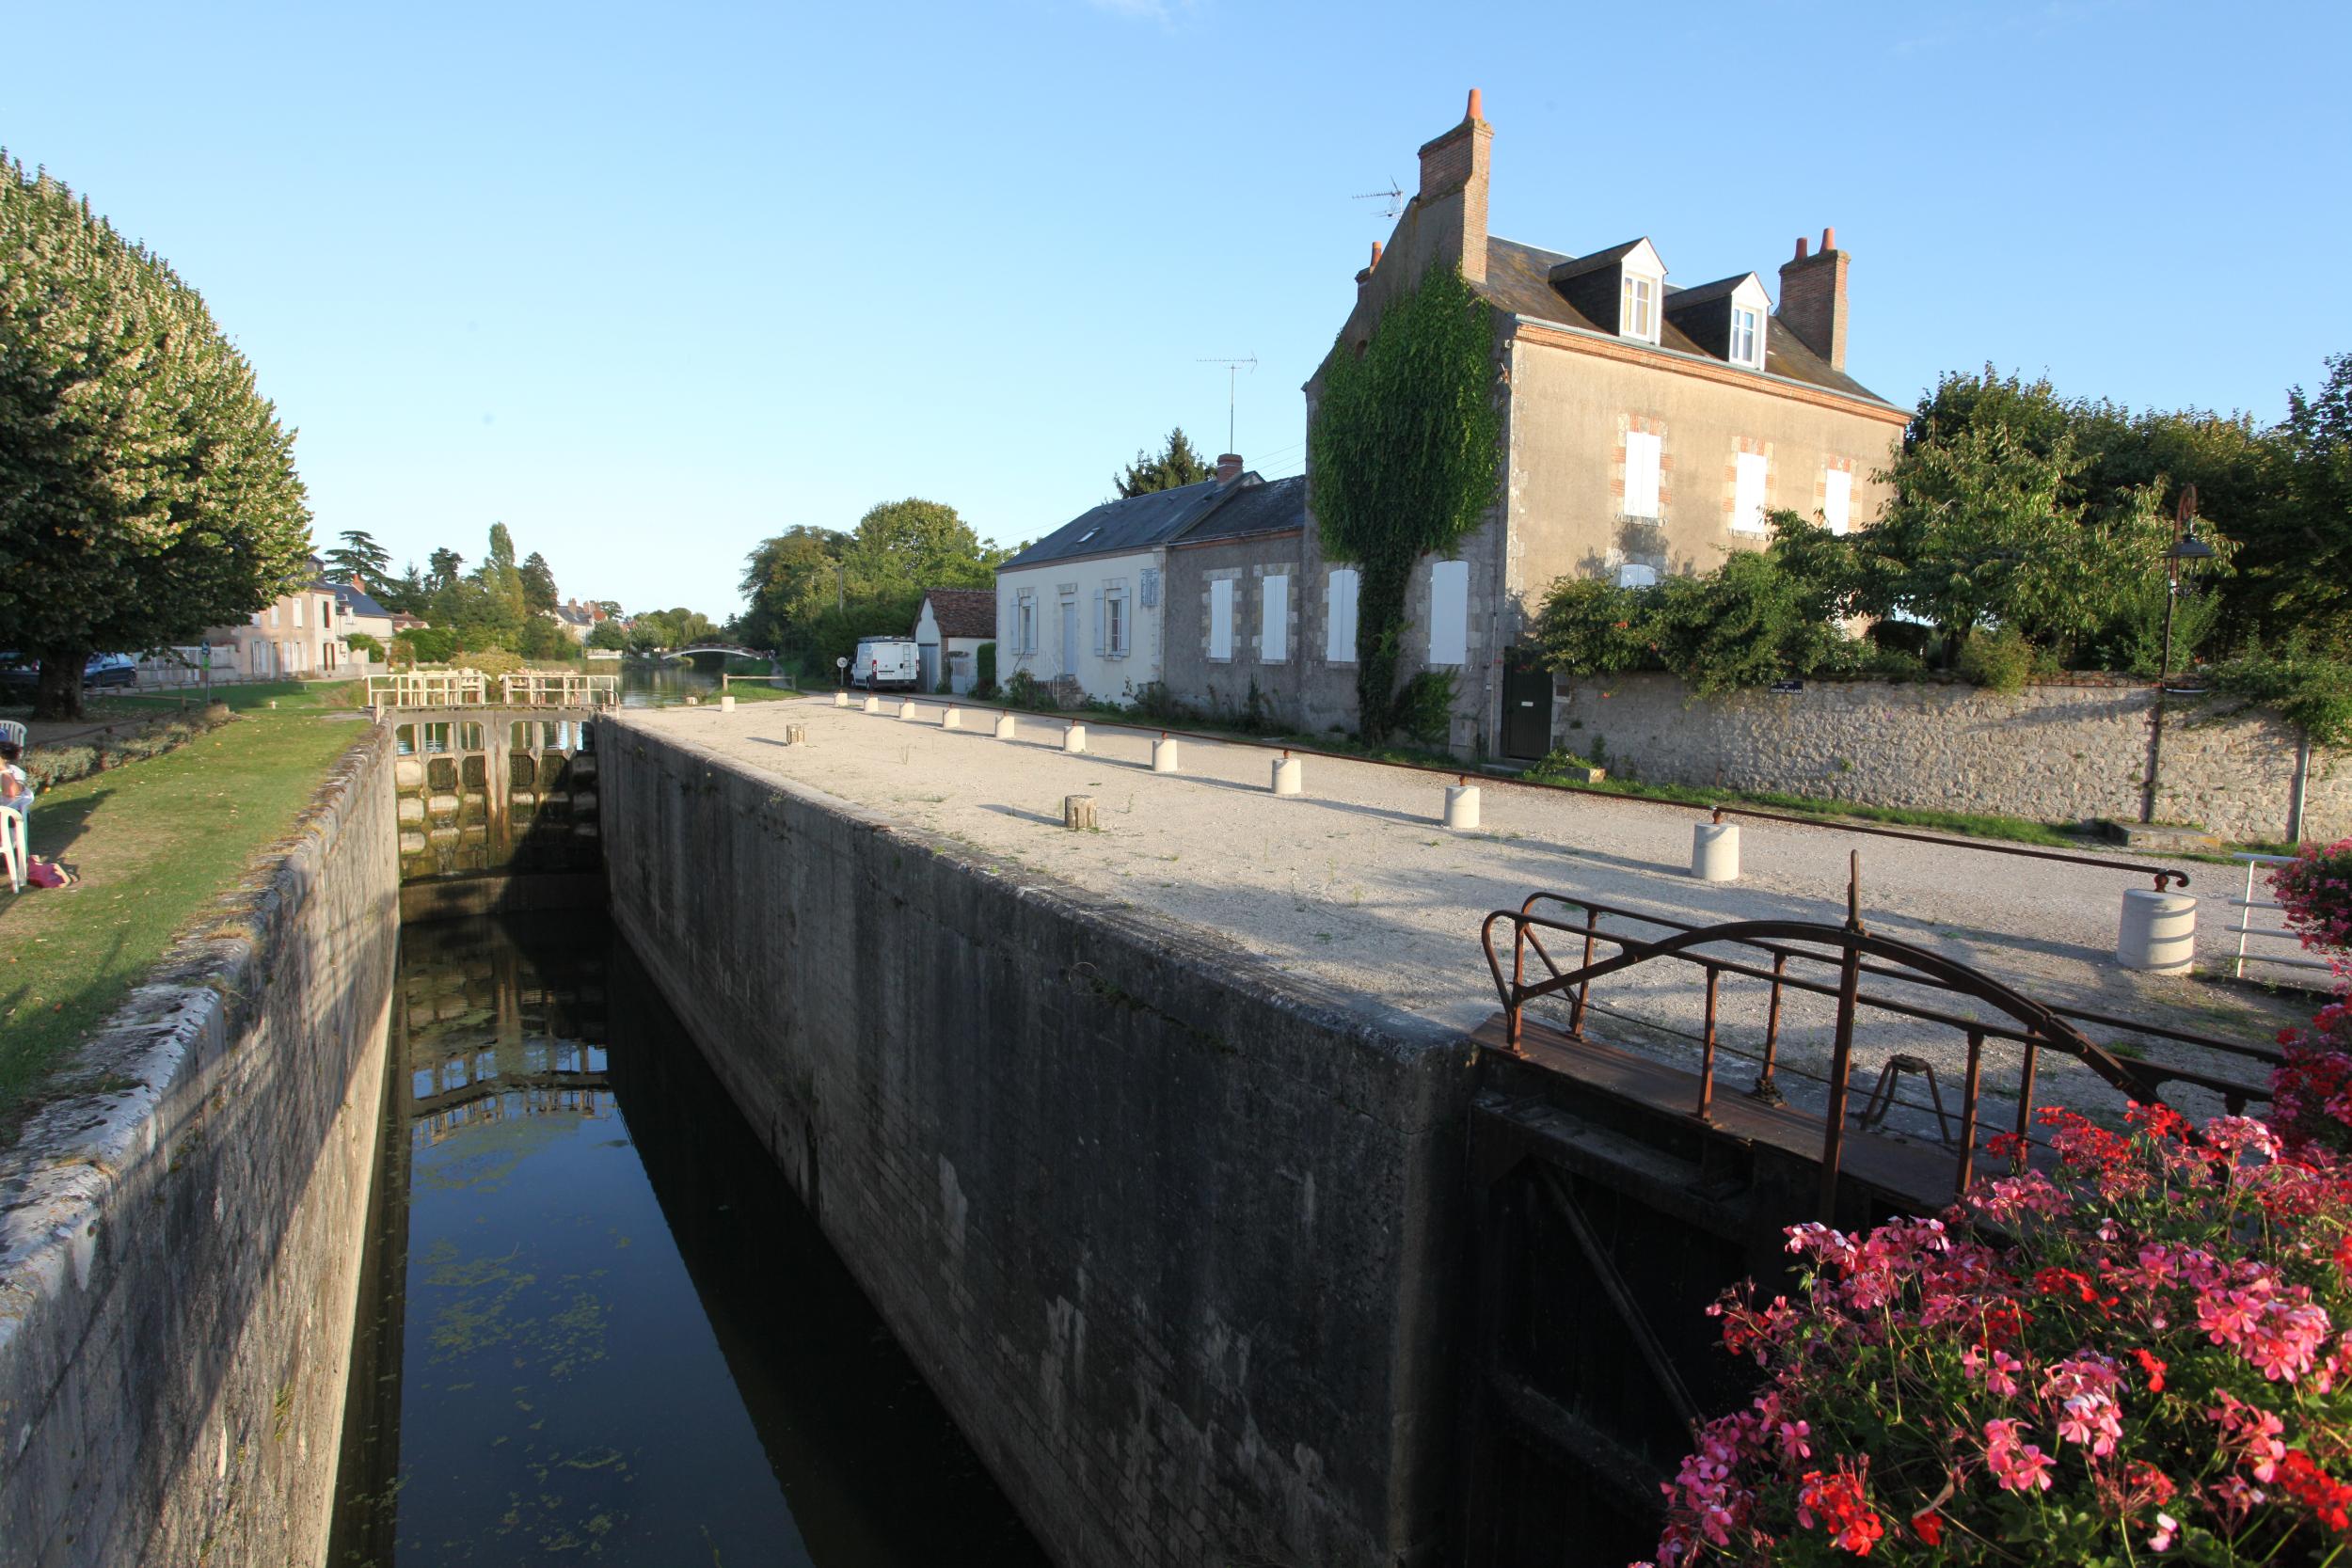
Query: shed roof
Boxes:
[{"xmin": 920, "ymin": 588, "xmax": 996, "ymax": 639}]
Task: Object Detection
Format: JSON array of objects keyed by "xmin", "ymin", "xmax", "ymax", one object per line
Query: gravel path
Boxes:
[{"xmin": 629, "ymin": 698, "xmax": 2304, "ymax": 1143}]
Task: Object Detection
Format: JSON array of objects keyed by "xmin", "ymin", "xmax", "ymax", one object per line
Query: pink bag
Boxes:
[{"xmin": 24, "ymin": 861, "xmax": 70, "ymax": 889}]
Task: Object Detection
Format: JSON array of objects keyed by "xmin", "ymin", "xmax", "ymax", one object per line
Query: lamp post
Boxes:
[{"xmin": 2142, "ymin": 485, "xmax": 2217, "ymax": 825}]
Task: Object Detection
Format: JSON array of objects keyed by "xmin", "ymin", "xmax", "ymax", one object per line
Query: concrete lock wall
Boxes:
[
  {"xmin": 601, "ymin": 720, "xmax": 1476, "ymax": 1568},
  {"xmin": 0, "ymin": 722, "xmax": 400, "ymax": 1568},
  {"xmin": 1551, "ymin": 672, "xmax": 2347, "ymax": 844}
]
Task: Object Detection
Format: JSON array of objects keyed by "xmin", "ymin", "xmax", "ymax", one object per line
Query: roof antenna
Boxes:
[
  {"xmin": 1196, "ymin": 355, "xmax": 1257, "ymax": 456},
  {"xmin": 1352, "ymin": 179, "xmax": 1404, "ymax": 219}
]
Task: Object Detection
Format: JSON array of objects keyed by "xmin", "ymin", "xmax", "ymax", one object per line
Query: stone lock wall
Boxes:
[
  {"xmin": 0, "ymin": 721, "xmax": 400, "ymax": 1568},
  {"xmin": 601, "ymin": 719, "xmax": 1476, "ymax": 1568},
  {"xmin": 1550, "ymin": 673, "xmax": 2346, "ymax": 843}
]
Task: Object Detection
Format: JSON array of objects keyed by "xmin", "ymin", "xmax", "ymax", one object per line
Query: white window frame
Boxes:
[
  {"xmin": 1261, "ymin": 575, "xmax": 1288, "ymax": 663},
  {"xmin": 1822, "ymin": 467, "xmax": 1853, "ymax": 535},
  {"xmin": 1732, "ymin": 451, "xmax": 1771, "ymax": 535},
  {"xmin": 1325, "ymin": 568, "xmax": 1359, "ymax": 664},
  {"xmin": 1729, "ymin": 305, "xmax": 1763, "ymax": 369},
  {"xmin": 1105, "ymin": 583, "xmax": 1131, "ymax": 657},
  {"xmin": 1427, "ymin": 559, "xmax": 1470, "ymax": 667},
  {"xmin": 1016, "ymin": 590, "xmax": 1036, "ymax": 655},
  {"xmin": 1619, "ymin": 271, "xmax": 1660, "ymax": 343},
  {"xmin": 1209, "ymin": 578, "xmax": 1234, "ymax": 661},
  {"xmin": 1623, "ymin": 429, "xmax": 1661, "ymax": 519}
]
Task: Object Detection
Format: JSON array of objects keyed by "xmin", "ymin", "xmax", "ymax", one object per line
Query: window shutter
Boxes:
[
  {"xmin": 1262, "ymin": 575, "xmax": 1288, "ymax": 663},
  {"xmin": 1210, "ymin": 580, "xmax": 1233, "ymax": 660},
  {"xmin": 1823, "ymin": 468, "xmax": 1853, "ymax": 535},
  {"xmin": 1733, "ymin": 451, "xmax": 1770, "ymax": 534},
  {"xmin": 1624, "ymin": 431, "xmax": 1661, "ymax": 519},
  {"xmin": 1093, "ymin": 591, "xmax": 1105, "ymax": 657},
  {"xmin": 1428, "ymin": 560, "xmax": 1470, "ymax": 666}
]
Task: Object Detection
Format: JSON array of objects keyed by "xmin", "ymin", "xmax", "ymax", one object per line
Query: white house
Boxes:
[
  {"xmin": 912, "ymin": 588, "xmax": 996, "ymax": 694},
  {"xmin": 994, "ymin": 458, "xmax": 1258, "ymax": 704}
]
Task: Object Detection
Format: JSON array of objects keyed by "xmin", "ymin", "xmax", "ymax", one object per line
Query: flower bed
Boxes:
[
  {"xmin": 1644, "ymin": 1106, "xmax": 2352, "ymax": 1564},
  {"xmin": 2274, "ymin": 840, "xmax": 2352, "ymax": 984}
]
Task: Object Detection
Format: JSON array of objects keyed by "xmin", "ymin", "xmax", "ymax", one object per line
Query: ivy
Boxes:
[{"xmin": 1309, "ymin": 265, "xmax": 1502, "ymax": 739}]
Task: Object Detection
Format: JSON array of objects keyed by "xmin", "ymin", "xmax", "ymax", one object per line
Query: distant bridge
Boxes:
[{"xmin": 660, "ymin": 644, "xmax": 774, "ymax": 663}]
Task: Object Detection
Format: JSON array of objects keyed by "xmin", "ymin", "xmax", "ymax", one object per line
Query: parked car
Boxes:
[
  {"xmin": 0, "ymin": 655, "xmax": 34, "ymax": 694},
  {"xmin": 849, "ymin": 637, "xmax": 921, "ymax": 690},
  {"xmin": 84, "ymin": 654, "xmax": 137, "ymax": 689}
]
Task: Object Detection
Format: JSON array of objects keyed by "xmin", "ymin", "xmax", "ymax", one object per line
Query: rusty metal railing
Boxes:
[
  {"xmin": 1479, "ymin": 886, "xmax": 2276, "ymax": 1216},
  {"xmin": 1707, "ymin": 804, "xmax": 2191, "ymax": 891}
]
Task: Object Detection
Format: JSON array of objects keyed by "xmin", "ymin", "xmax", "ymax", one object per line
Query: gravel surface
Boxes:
[{"xmin": 630, "ymin": 697, "xmax": 2305, "ymax": 1144}]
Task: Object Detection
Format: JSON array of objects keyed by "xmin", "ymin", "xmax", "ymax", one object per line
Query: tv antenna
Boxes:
[
  {"xmin": 1197, "ymin": 355, "xmax": 1257, "ymax": 455},
  {"xmin": 1352, "ymin": 179, "xmax": 1404, "ymax": 219}
]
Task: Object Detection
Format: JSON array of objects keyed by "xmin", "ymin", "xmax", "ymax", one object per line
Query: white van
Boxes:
[{"xmin": 850, "ymin": 637, "xmax": 922, "ymax": 690}]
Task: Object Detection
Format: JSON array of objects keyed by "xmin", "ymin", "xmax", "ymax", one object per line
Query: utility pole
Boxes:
[{"xmin": 1197, "ymin": 356, "xmax": 1257, "ymax": 454}]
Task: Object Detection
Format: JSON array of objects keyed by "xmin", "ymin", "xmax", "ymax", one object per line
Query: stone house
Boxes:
[
  {"xmin": 1158, "ymin": 477, "xmax": 1325, "ymax": 727},
  {"xmin": 911, "ymin": 587, "xmax": 996, "ymax": 695},
  {"xmin": 331, "ymin": 578, "xmax": 396, "ymax": 646},
  {"xmin": 1297, "ymin": 90, "xmax": 1915, "ymax": 758},
  {"xmin": 206, "ymin": 565, "xmax": 355, "ymax": 679}
]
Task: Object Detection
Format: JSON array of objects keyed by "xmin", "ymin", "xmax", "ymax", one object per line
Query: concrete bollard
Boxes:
[
  {"xmin": 1444, "ymin": 783, "xmax": 1481, "ymax": 831},
  {"xmin": 786, "ymin": 724, "xmax": 807, "ymax": 746},
  {"xmin": 1063, "ymin": 794, "xmax": 1098, "ymax": 832},
  {"xmin": 686, "ymin": 696, "xmax": 699, "ymax": 705},
  {"xmin": 1152, "ymin": 736, "xmax": 1180, "ymax": 773},
  {"xmin": 862, "ymin": 695, "xmax": 880, "ymax": 714},
  {"xmin": 897, "ymin": 699, "xmax": 914, "ymax": 720},
  {"xmin": 1271, "ymin": 753, "xmax": 1303, "ymax": 797},
  {"xmin": 1692, "ymin": 821, "xmax": 1740, "ymax": 881},
  {"xmin": 993, "ymin": 712, "xmax": 1017, "ymax": 740},
  {"xmin": 834, "ymin": 690, "xmax": 849, "ymax": 707},
  {"xmin": 942, "ymin": 707, "xmax": 961, "ymax": 729},
  {"xmin": 719, "ymin": 694, "xmax": 736, "ymax": 713},
  {"xmin": 1064, "ymin": 723, "xmax": 1087, "ymax": 754},
  {"xmin": 2118, "ymin": 888, "xmax": 2197, "ymax": 974}
]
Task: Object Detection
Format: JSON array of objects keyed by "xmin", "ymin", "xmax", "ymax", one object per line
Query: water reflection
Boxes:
[
  {"xmin": 329, "ymin": 915, "xmax": 1045, "ymax": 1567},
  {"xmin": 615, "ymin": 659, "xmax": 722, "ymax": 707}
]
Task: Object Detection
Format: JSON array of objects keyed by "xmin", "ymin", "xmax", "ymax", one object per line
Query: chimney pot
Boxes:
[
  {"xmin": 1369, "ymin": 240, "xmax": 1382, "ymax": 270},
  {"xmin": 1794, "ymin": 236, "xmax": 1808, "ymax": 260},
  {"xmin": 1216, "ymin": 453, "xmax": 1245, "ymax": 485},
  {"xmin": 1821, "ymin": 226, "xmax": 1836, "ymax": 252},
  {"xmin": 1467, "ymin": 87, "xmax": 1482, "ymax": 121}
]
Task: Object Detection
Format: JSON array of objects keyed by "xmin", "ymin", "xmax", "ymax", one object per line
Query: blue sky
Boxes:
[{"xmin": 10, "ymin": 0, "xmax": 2347, "ymax": 617}]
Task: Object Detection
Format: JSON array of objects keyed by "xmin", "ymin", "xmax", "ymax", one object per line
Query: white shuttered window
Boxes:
[
  {"xmin": 1624, "ymin": 430, "xmax": 1661, "ymax": 519},
  {"xmin": 1261, "ymin": 575, "xmax": 1288, "ymax": 662},
  {"xmin": 1326, "ymin": 568, "xmax": 1359, "ymax": 663},
  {"xmin": 1732, "ymin": 451, "xmax": 1770, "ymax": 534},
  {"xmin": 1209, "ymin": 579, "xmax": 1233, "ymax": 660},
  {"xmin": 1822, "ymin": 468, "xmax": 1853, "ymax": 535},
  {"xmin": 1428, "ymin": 559, "xmax": 1469, "ymax": 667}
]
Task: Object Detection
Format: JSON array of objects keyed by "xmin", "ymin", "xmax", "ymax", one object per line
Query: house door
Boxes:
[
  {"xmin": 917, "ymin": 641, "xmax": 940, "ymax": 691},
  {"xmin": 1058, "ymin": 601, "xmax": 1079, "ymax": 677},
  {"xmin": 1502, "ymin": 650, "xmax": 1554, "ymax": 761}
]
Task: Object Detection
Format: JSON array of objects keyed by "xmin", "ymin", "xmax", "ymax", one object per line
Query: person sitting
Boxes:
[{"xmin": 0, "ymin": 741, "xmax": 72, "ymax": 889}]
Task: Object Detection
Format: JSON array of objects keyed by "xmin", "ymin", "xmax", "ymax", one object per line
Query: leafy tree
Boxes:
[
  {"xmin": 324, "ymin": 529, "xmax": 391, "ymax": 587},
  {"xmin": 590, "ymin": 599, "xmax": 622, "ymax": 619},
  {"xmin": 516, "ymin": 613, "xmax": 575, "ymax": 660},
  {"xmin": 739, "ymin": 526, "xmax": 847, "ymax": 651},
  {"xmin": 373, "ymin": 562, "xmax": 429, "ymax": 616},
  {"xmin": 626, "ymin": 615, "xmax": 672, "ymax": 655},
  {"xmin": 2259, "ymin": 354, "xmax": 2352, "ymax": 657},
  {"xmin": 0, "ymin": 154, "xmax": 313, "ymax": 719},
  {"xmin": 426, "ymin": 547, "xmax": 465, "ymax": 591},
  {"xmin": 1114, "ymin": 428, "xmax": 1216, "ymax": 498},
  {"xmin": 391, "ymin": 626, "xmax": 459, "ymax": 665},
  {"xmin": 518, "ymin": 550, "xmax": 559, "ymax": 615},
  {"xmin": 1308, "ymin": 265, "xmax": 1503, "ymax": 738},
  {"xmin": 586, "ymin": 619, "xmax": 629, "ymax": 651}
]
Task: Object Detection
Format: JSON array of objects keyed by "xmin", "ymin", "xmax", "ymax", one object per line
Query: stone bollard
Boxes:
[
  {"xmin": 1444, "ymin": 782, "xmax": 1481, "ymax": 831},
  {"xmin": 897, "ymin": 699, "xmax": 914, "ymax": 720},
  {"xmin": 719, "ymin": 694, "xmax": 736, "ymax": 713},
  {"xmin": 786, "ymin": 724, "xmax": 807, "ymax": 746},
  {"xmin": 687, "ymin": 695, "xmax": 699, "ymax": 705},
  {"xmin": 1064, "ymin": 723, "xmax": 1087, "ymax": 754},
  {"xmin": 2117, "ymin": 887, "xmax": 2197, "ymax": 974},
  {"xmin": 834, "ymin": 690, "xmax": 850, "ymax": 707},
  {"xmin": 1271, "ymin": 752, "xmax": 1303, "ymax": 797},
  {"xmin": 1152, "ymin": 735, "xmax": 1180, "ymax": 773},
  {"xmin": 993, "ymin": 712, "xmax": 1017, "ymax": 740},
  {"xmin": 1692, "ymin": 820, "xmax": 1740, "ymax": 881},
  {"xmin": 942, "ymin": 707, "xmax": 961, "ymax": 729},
  {"xmin": 1063, "ymin": 795, "xmax": 1098, "ymax": 832},
  {"xmin": 862, "ymin": 695, "xmax": 880, "ymax": 714}
]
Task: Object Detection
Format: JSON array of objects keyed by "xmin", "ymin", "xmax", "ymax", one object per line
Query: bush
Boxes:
[
  {"xmin": 974, "ymin": 641, "xmax": 995, "ymax": 699},
  {"xmin": 344, "ymin": 632, "xmax": 384, "ymax": 660},
  {"xmin": 1003, "ymin": 670, "xmax": 1049, "ymax": 710},
  {"xmin": 1650, "ymin": 1105, "xmax": 2352, "ymax": 1565},
  {"xmin": 1957, "ymin": 626, "xmax": 2036, "ymax": 692},
  {"xmin": 2271, "ymin": 839, "xmax": 2352, "ymax": 982},
  {"xmin": 392, "ymin": 626, "xmax": 459, "ymax": 665},
  {"xmin": 1392, "ymin": 670, "xmax": 1455, "ymax": 747},
  {"xmin": 22, "ymin": 705, "xmax": 232, "ymax": 790},
  {"xmin": 1533, "ymin": 578, "xmax": 1654, "ymax": 675},
  {"xmin": 2205, "ymin": 641, "xmax": 2352, "ymax": 749}
]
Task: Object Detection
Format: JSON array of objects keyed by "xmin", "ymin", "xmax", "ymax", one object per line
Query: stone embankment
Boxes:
[{"xmin": 0, "ymin": 722, "xmax": 399, "ymax": 1568}]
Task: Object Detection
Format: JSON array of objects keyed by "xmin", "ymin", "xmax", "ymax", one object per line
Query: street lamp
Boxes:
[{"xmin": 2143, "ymin": 485, "xmax": 2217, "ymax": 824}]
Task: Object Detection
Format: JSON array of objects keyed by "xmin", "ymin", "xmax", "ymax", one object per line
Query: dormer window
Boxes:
[
  {"xmin": 1730, "ymin": 305, "xmax": 1763, "ymax": 369},
  {"xmin": 1620, "ymin": 272, "xmax": 1660, "ymax": 343}
]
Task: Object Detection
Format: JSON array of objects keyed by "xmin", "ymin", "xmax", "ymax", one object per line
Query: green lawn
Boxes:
[{"xmin": 0, "ymin": 702, "xmax": 366, "ymax": 1134}]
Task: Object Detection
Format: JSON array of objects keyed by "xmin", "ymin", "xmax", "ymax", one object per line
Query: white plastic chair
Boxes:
[
  {"xmin": 0, "ymin": 720, "xmax": 24, "ymax": 749},
  {"xmin": 0, "ymin": 808, "xmax": 24, "ymax": 895}
]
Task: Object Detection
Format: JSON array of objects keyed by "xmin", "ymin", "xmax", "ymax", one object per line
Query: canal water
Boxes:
[
  {"xmin": 615, "ymin": 660, "xmax": 722, "ymax": 706},
  {"xmin": 328, "ymin": 914, "xmax": 1046, "ymax": 1567}
]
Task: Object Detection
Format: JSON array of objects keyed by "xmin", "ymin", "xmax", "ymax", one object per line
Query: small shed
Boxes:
[{"xmin": 913, "ymin": 588, "xmax": 996, "ymax": 694}]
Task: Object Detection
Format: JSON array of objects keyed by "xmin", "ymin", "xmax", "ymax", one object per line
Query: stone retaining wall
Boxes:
[
  {"xmin": 601, "ymin": 719, "xmax": 1475, "ymax": 1568},
  {"xmin": 0, "ymin": 721, "xmax": 400, "ymax": 1567},
  {"xmin": 1550, "ymin": 673, "xmax": 2345, "ymax": 843}
]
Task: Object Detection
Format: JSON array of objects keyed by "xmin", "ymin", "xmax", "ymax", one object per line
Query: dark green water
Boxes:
[{"xmin": 328, "ymin": 914, "xmax": 1047, "ymax": 1567}]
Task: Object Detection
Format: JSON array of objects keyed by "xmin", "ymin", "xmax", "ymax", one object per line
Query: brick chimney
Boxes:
[
  {"xmin": 1777, "ymin": 226, "xmax": 1850, "ymax": 372},
  {"xmin": 1216, "ymin": 452, "xmax": 1245, "ymax": 485},
  {"xmin": 1415, "ymin": 88, "xmax": 1493, "ymax": 283}
]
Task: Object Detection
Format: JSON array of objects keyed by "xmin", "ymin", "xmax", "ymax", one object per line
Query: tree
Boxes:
[
  {"xmin": 586, "ymin": 619, "xmax": 629, "ymax": 652},
  {"xmin": 324, "ymin": 529, "xmax": 392, "ymax": 587},
  {"xmin": 0, "ymin": 155, "xmax": 313, "ymax": 719},
  {"xmin": 739, "ymin": 527, "xmax": 847, "ymax": 651},
  {"xmin": 426, "ymin": 547, "xmax": 465, "ymax": 591},
  {"xmin": 1115, "ymin": 428, "xmax": 1216, "ymax": 498},
  {"xmin": 516, "ymin": 613, "xmax": 575, "ymax": 661},
  {"xmin": 518, "ymin": 550, "xmax": 559, "ymax": 615},
  {"xmin": 590, "ymin": 599, "xmax": 622, "ymax": 619},
  {"xmin": 2258, "ymin": 354, "xmax": 2352, "ymax": 657},
  {"xmin": 375, "ymin": 562, "xmax": 428, "ymax": 616}
]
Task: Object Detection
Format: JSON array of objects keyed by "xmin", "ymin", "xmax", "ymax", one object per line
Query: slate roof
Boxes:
[
  {"xmin": 326, "ymin": 580, "xmax": 391, "ymax": 619},
  {"xmin": 554, "ymin": 604, "xmax": 596, "ymax": 626},
  {"xmin": 920, "ymin": 588, "xmax": 996, "ymax": 639},
  {"xmin": 1474, "ymin": 237, "xmax": 1899, "ymax": 408},
  {"xmin": 1661, "ymin": 273, "xmax": 1756, "ymax": 311},
  {"xmin": 1171, "ymin": 475, "xmax": 1308, "ymax": 546},
  {"xmin": 1000, "ymin": 478, "xmax": 1250, "ymax": 569}
]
